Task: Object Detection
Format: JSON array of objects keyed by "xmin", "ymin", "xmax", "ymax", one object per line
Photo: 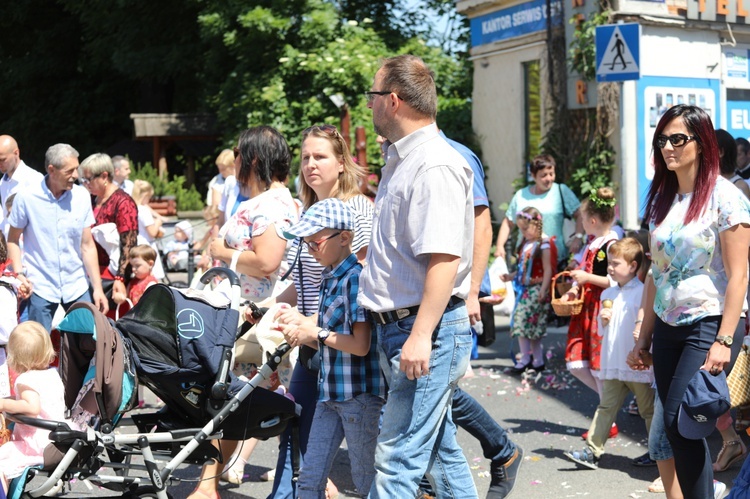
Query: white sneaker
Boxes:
[{"xmin": 714, "ymin": 479, "xmax": 727, "ymax": 499}]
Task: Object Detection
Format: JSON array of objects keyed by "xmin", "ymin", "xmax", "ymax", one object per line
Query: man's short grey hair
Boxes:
[
  {"xmin": 379, "ymin": 55, "xmax": 437, "ymax": 120},
  {"xmin": 45, "ymin": 144, "xmax": 79, "ymax": 169},
  {"xmin": 112, "ymin": 155, "xmax": 128, "ymax": 172}
]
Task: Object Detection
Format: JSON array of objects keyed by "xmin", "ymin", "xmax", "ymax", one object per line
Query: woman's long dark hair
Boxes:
[{"xmin": 644, "ymin": 105, "xmax": 719, "ymax": 225}]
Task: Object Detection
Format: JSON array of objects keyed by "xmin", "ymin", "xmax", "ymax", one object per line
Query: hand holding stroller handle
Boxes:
[{"xmin": 199, "ymin": 267, "xmax": 241, "ymax": 288}]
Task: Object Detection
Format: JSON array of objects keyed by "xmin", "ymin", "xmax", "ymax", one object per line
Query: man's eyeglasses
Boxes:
[
  {"xmin": 303, "ymin": 124, "xmax": 338, "ymax": 137},
  {"xmin": 303, "ymin": 232, "xmax": 341, "ymax": 252},
  {"xmin": 655, "ymin": 133, "xmax": 696, "ymax": 149},
  {"xmin": 365, "ymin": 91, "xmax": 403, "ymax": 103}
]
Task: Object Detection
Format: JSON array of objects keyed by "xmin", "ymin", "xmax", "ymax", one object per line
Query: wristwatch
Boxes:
[
  {"xmin": 715, "ymin": 335, "xmax": 734, "ymax": 347},
  {"xmin": 317, "ymin": 328, "xmax": 331, "ymax": 345},
  {"xmin": 573, "ymin": 233, "xmax": 584, "ymax": 240}
]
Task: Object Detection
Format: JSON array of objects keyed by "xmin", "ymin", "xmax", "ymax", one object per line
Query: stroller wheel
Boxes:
[{"xmin": 125, "ymin": 486, "xmax": 175, "ymax": 499}]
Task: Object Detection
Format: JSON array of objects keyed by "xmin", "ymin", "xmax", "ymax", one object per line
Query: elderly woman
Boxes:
[
  {"xmin": 494, "ymin": 154, "xmax": 583, "ymax": 266},
  {"xmin": 188, "ymin": 126, "xmax": 299, "ymax": 499},
  {"xmin": 631, "ymin": 105, "xmax": 750, "ymax": 498},
  {"xmin": 79, "ymin": 153, "xmax": 138, "ymax": 306}
]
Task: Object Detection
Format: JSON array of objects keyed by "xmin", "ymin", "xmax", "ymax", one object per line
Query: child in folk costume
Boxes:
[
  {"xmin": 562, "ymin": 187, "xmax": 619, "ymax": 402},
  {"xmin": 502, "ymin": 207, "xmax": 556, "ymax": 373}
]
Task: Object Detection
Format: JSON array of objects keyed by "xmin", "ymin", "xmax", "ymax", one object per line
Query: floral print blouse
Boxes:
[
  {"xmin": 650, "ymin": 176, "xmax": 750, "ymax": 326},
  {"xmin": 219, "ymin": 188, "xmax": 299, "ymax": 301}
]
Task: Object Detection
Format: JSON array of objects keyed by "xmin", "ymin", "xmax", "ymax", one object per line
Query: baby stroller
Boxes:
[{"xmin": 7, "ymin": 268, "xmax": 299, "ymax": 498}]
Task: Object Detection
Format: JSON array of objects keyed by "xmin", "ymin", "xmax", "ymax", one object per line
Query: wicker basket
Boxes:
[
  {"xmin": 551, "ymin": 271, "xmax": 585, "ymax": 316},
  {"xmin": 0, "ymin": 413, "xmax": 10, "ymax": 446}
]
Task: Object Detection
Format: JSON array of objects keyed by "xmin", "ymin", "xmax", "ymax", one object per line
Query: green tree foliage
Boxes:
[{"xmin": 0, "ymin": 0, "xmax": 474, "ymax": 187}]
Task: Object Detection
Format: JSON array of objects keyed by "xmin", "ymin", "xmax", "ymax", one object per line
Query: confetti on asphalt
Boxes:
[{"xmin": 530, "ymin": 479, "xmax": 543, "ymax": 485}]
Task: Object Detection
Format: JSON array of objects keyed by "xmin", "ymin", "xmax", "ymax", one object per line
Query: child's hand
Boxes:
[
  {"xmin": 112, "ymin": 291, "xmax": 127, "ymax": 304},
  {"xmin": 538, "ymin": 287, "xmax": 549, "ymax": 303},
  {"xmin": 17, "ymin": 275, "xmax": 32, "ymax": 300},
  {"xmin": 561, "ymin": 287, "xmax": 578, "ymax": 302},
  {"xmin": 569, "ymin": 269, "xmax": 588, "ymax": 284},
  {"xmin": 500, "ymin": 273, "xmax": 511, "ymax": 282},
  {"xmin": 599, "ymin": 308, "xmax": 612, "ymax": 326},
  {"xmin": 275, "ymin": 307, "xmax": 302, "ymax": 327},
  {"xmin": 277, "ymin": 322, "xmax": 317, "ymax": 348}
]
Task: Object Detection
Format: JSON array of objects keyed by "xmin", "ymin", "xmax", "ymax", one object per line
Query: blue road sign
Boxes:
[{"xmin": 596, "ymin": 23, "xmax": 640, "ymax": 82}]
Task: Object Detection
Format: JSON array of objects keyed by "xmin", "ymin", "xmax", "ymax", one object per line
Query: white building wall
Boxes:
[
  {"xmin": 640, "ymin": 26, "xmax": 721, "ymax": 78},
  {"xmin": 471, "ymin": 40, "xmax": 549, "ymax": 218}
]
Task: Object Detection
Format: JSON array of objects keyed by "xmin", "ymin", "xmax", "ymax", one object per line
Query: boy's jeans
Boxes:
[
  {"xmin": 298, "ymin": 393, "xmax": 384, "ymax": 498},
  {"xmin": 369, "ymin": 303, "xmax": 478, "ymax": 499}
]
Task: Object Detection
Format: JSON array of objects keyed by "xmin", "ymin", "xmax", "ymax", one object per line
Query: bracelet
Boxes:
[
  {"xmin": 230, "ymin": 250, "xmax": 242, "ymax": 270},
  {"xmin": 113, "ymin": 275, "xmax": 125, "ymax": 282},
  {"xmin": 634, "ymin": 320, "xmax": 643, "ymax": 324}
]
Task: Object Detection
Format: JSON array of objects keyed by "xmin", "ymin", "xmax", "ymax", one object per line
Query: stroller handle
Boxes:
[{"xmin": 199, "ymin": 267, "xmax": 241, "ymax": 288}]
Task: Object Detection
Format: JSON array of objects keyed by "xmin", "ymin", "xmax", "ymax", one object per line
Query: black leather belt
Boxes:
[{"xmin": 372, "ymin": 296, "xmax": 465, "ymax": 325}]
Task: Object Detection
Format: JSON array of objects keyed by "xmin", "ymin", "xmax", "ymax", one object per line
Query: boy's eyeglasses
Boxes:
[
  {"xmin": 655, "ymin": 133, "xmax": 696, "ymax": 149},
  {"xmin": 304, "ymin": 232, "xmax": 341, "ymax": 252}
]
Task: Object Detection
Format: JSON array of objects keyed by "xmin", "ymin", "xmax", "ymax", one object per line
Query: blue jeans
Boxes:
[
  {"xmin": 28, "ymin": 290, "xmax": 91, "ymax": 333},
  {"xmin": 452, "ymin": 387, "xmax": 515, "ymax": 463},
  {"xmin": 652, "ymin": 316, "xmax": 717, "ymax": 499},
  {"xmin": 267, "ymin": 362, "xmax": 319, "ymax": 499},
  {"xmin": 298, "ymin": 394, "xmax": 384, "ymax": 498},
  {"xmin": 649, "ymin": 394, "xmax": 673, "ymax": 461},
  {"xmin": 369, "ymin": 303, "xmax": 477, "ymax": 499}
]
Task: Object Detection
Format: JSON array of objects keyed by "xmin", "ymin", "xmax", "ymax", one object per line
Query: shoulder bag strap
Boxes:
[{"xmin": 558, "ymin": 183, "xmax": 569, "ymax": 219}]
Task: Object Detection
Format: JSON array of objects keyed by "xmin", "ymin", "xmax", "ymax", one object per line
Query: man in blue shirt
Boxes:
[{"xmin": 8, "ymin": 143, "xmax": 108, "ymax": 331}]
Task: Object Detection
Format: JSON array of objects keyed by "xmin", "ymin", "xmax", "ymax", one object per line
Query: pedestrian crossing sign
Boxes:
[{"xmin": 595, "ymin": 23, "xmax": 640, "ymax": 82}]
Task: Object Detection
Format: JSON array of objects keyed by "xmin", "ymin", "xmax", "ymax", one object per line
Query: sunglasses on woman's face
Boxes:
[{"xmin": 655, "ymin": 133, "xmax": 696, "ymax": 149}]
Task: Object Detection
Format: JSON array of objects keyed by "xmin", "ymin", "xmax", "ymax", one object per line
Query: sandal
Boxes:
[
  {"xmin": 713, "ymin": 439, "xmax": 748, "ymax": 473},
  {"xmin": 221, "ymin": 459, "xmax": 246, "ymax": 485},
  {"xmin": 648, "ymin": 476, "xmax": 665, "ymax": 493}
]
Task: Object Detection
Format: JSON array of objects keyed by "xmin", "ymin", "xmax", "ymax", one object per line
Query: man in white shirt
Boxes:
[
  {"xmin": 8, "ymin": 143, "xmax": 108, "ymax": 331},
  {"xmin": 358, "ymin": 55, "xmax": 477, "ymax": 498},
  {"xmin": 0, "ymin": 136, "xmax": 43, "ymax": 236},
  {"xmin": 112, "ymin": 155, "xmax": 134, "ymax": 195}
]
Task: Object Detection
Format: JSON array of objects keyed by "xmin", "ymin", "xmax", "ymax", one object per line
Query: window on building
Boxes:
[{"xmin": 523, "ymin": 60, "xmax": 541, "ymax": 176}]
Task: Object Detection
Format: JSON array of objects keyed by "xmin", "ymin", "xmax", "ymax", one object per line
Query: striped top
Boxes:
[{"xmin": 288, "ymin": 194, "xmax": 373, "ymax": 316}]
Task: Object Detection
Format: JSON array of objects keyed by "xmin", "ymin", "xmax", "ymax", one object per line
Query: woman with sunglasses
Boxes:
[
  {"xmin": 189, "ymin": 126, "xmax": 299, "ymax": 499},
  {"xmin": 78, "ymin": 153, "xmax": 138, "ymax": 310},
  {"xmin": 630, "ymin": 105, "xmax": 750, "ymax": 498},
  {"xmin": 259, "ymin": 124, "xmax": 372, "ymax": 499}
]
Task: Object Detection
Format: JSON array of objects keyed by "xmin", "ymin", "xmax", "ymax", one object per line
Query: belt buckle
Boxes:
[{"xmin": 396, "ymin": 308, "xmax": 410, "ymax": 320}]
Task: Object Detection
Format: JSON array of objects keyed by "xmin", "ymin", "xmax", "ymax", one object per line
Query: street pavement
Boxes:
[{"xmin": 33, "ymin": 313, "xmax": 743, "ymax": 498}]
